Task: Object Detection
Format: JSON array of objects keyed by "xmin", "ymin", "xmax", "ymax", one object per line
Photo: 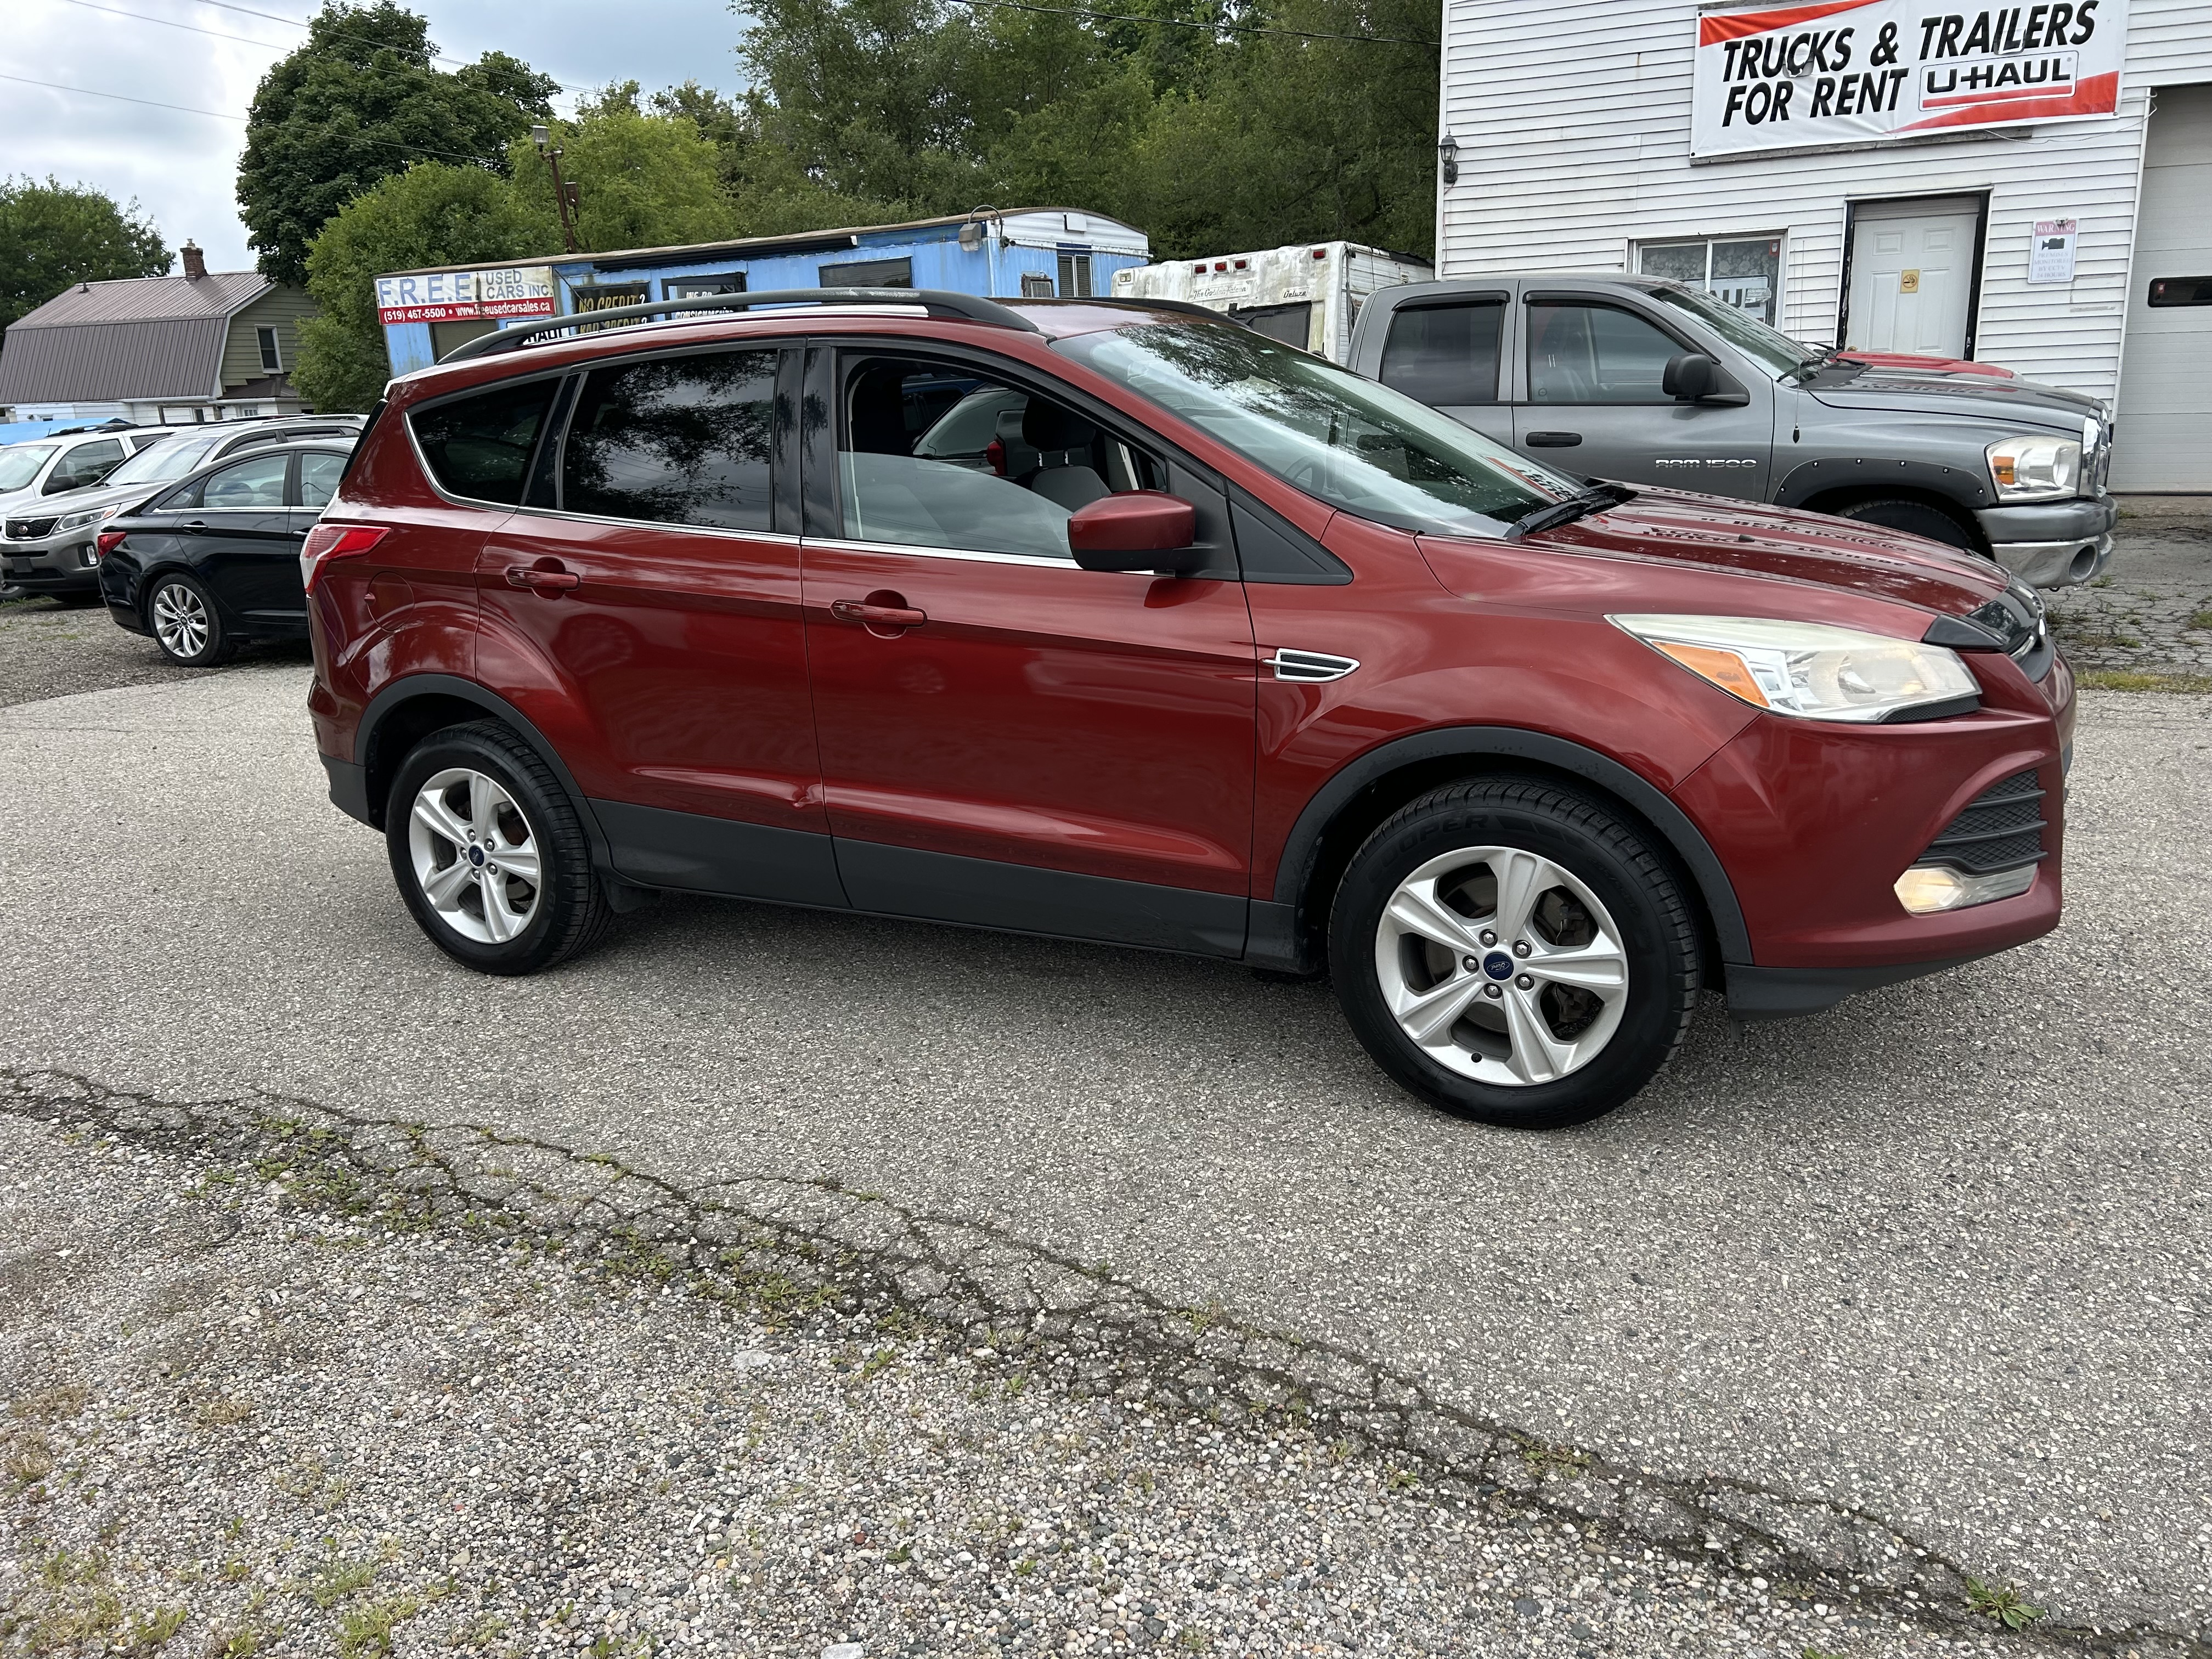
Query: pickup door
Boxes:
[{"xmin": 1510, "ymin": 291, "xmax": 1774, "ymax": 501}]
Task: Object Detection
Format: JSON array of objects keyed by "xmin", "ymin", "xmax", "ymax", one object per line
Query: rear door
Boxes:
[
  {"xmin": 798, "ymin": 343, "xmax": 1257, "ymax": 956},
  {"xmin": 474, "ymin": 341, "xmax": 840, "ymax": 904},
  {"xmin": 1513, "ymin": 291, "xmax": 1773, "ymax": 498},
  {"xmin": 179, "ymin": 450, "xmax": 298, "ymax": 620},
  {"xmin": 1372, "ymin": 289, "xmax": 1515, "ymax": 445}
]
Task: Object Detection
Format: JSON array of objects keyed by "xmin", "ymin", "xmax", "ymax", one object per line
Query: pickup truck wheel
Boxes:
[
  {"xmin": 1329, "ymin": 780, "xmax": 1699, "ymax": 1130},
  {"xmin": 1831, "ymin": 497, "xmax": 1978, "ymax": 552},
  {"xmin": 386, "ymin": 721, "xmax": 613, "ymax": 976}
]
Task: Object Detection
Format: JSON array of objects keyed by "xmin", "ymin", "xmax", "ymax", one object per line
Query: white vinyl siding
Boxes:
[{"xmin": 1438, "ymin": 0, "xmax": 2211, "ymax": 405}]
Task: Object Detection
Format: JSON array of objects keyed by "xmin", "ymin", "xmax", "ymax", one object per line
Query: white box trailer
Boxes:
[{"xmin": 1109, "ymin": 241, "xmax": 1434, "ymax": 363}]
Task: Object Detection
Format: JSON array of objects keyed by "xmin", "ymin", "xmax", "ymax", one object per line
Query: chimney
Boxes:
[{"xmin": 181, "ymin": 241, "xmax": 206, "ymax": 281}]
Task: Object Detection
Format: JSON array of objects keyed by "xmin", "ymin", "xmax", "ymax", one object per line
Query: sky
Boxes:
[{"xmin": 2, "ymin": 0, "xmax": 747, "ymax": 274}]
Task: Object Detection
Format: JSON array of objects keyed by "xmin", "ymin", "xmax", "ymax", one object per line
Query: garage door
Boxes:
[{"xmin": 2112, "ymin": 84, "xmax": 2212, "ymax": 492}]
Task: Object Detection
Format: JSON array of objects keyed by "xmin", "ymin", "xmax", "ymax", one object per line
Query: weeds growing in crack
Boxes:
[{"xmin": 1963, "ymin": 1576, "xmax": 2043, "ymax": 1630}]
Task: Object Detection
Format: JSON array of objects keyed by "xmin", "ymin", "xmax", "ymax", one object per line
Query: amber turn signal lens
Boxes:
[{"xmin": 1652, "ymin": 641, "xmax": 1770, "ymax": 707}]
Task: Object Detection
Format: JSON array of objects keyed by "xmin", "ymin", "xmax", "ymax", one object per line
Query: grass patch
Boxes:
[
  {"xmin": 1963, "ymin": 1576, "xmax": 2042, "ymax": 1630},
  {"xmin": 335, "ymin": 1593, "xmax": 420, "ymax": 1657},
  {"xmin": 2185, "ymin": 608, "xmax": 2212, "ymax": 631},
  {"xmin": 2077, "ymin": 668, "xmax": 2212, "ymax": 693},
  {"xmin": 304, "ymin": 1555, "xmax": 377, "ymax": 1609}
]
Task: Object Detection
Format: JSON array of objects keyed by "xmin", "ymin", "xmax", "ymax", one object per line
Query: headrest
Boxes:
[{"xmin": 1022, "ymin": 399, "xmax": 1097, "ymax": 451}]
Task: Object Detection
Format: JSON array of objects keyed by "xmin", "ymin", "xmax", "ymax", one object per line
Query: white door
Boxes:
[
  {"xmin": 2112, "ymin": 86, "xmax": 2212, "ymax": 492},
  {"xmin": 1845, "ymin": 198, "xmax": 1982, "ymax": 358}
]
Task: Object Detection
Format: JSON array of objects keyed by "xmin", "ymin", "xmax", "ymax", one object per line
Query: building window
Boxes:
[
  {"xmin": 1057, "ymin": 252, "xmax": 1093, "ymax": 298},
  {"xmin": 820, "ymin": 257, "xmax": 912, "ymax": 289},
  {"xmin": 665, "ymin": 273, "xmax": 747, "ymax": 303},
  {"xmin": 256, "ymin": 326, "xmax": 282, "ymax": 374},
  {"xmin": 1636, "ymin": 237, "xmax": 1783, "ymax": 326}
]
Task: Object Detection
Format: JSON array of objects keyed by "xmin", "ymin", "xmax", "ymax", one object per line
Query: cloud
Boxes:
[{"xmin": 0, "ymin": 0, "xmax": 747, "ymax": 276}]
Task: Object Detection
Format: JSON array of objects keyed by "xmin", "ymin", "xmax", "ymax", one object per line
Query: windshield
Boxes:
[
  {"xmin": 1054, "ymin": 323, "xmax": 1582, "ymax": 537},
  {"xmin": 1647, "ymin": 285, "xmax": 1818, "ymax": 380},
  {"xmin": 102, "ymin": 433, "xmax": 221, "ymax": 488},
  {"xmin": 0, "ymin": 445, "xmax": 58, "ymax": 492}
]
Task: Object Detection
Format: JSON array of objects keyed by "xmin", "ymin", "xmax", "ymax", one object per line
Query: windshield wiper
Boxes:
[{"xmin": 1504, "ymin": 483, "xmax": 1630, "ymax": 541}]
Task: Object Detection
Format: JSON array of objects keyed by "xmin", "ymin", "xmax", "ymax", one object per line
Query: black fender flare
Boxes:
[
  {"xmin": 351, "ymin": 673, "xmax": 610, "ymax": 866},
  {"xmin": 1266, "ymin": 725, "xmax": 1753, "ymax": 964},
  {"xmin": 1772, "ymin": 455, "xmax": 1993, "ymax": 516}
]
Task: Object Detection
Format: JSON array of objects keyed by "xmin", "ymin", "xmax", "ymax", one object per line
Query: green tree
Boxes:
[
  {"xmin": 507, "ymin": 84, "xmax": 741, "ymax": 253},
  {"xmin": 0, "ymin": 178, "xmax": 170, "ymax": 330},
  {"xmin": 237, "ymin": 2, "xmax": 558, "ymax": 286},
  {"xmin": 293, "ymin": 162, "xmax": 556, "ymax": 411}
]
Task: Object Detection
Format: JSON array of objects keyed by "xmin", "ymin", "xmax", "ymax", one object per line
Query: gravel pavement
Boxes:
[
  {"xmin": 1, "ymin": 617, "xmax": 2208, "ymax": 1652},
  {"xmin": 0, "ymin": 595, "xmax": 308, "ymax": 710},
  {"xmin": 2046, "ymin": 517, "xmax": 2212, "ymax": 687}
]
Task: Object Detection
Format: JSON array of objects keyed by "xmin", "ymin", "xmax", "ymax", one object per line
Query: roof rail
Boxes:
[{"xmin": 439, "ymin": 287, "xmax": 1041, "ymax": 363}]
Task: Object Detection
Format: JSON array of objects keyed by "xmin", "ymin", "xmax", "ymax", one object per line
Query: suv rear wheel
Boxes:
[
  {"xmin": 1329, "ymin": 780, "xmax": 1698, "ymax": 1129},
  {"xmin": 386, "ymin": 721, "xmax": 612, "ymax": 975}
]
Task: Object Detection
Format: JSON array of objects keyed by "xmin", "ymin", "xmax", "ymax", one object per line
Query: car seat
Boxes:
[{"xmin": 1019, "ymin": 401, "xmax": 1110, "ymax": 510}]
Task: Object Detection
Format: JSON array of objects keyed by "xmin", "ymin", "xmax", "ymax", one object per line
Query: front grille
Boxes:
[
  {"xmin": 1917, "ymin": 769, "xmax": 2046, "ymax": 874},
  {"xmin": 5, "ymin": 517, "xmax": 56, "ymax": 541}
]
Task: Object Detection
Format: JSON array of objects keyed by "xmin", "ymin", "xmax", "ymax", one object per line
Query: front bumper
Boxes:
[
  {"xmin": 4, "ymin": 533, "xmax": 104, "ymax": 595},
  {"xmin": 1976, "ymin": 495, "xmax": 2118, "ymax": 588}
]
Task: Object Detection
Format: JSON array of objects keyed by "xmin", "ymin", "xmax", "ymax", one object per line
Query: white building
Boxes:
[{"xmin": 1435, "ymin": 0, "xmax": 2210, "ymax": 489}]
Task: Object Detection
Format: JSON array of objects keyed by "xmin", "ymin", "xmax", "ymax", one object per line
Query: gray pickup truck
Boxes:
[{"xmin": 1347, "ymin": 275, "xmax": 2115, "ymax": 588}]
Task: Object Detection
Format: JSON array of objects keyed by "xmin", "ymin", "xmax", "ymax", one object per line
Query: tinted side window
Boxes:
[
  {"xmin": 200, "ymin": 452, "xmax": 290, "ymax": 509},
  {"xmin": 411, "ymin": 379, "xmax": 557, "ymax": 505},
  {"xmin": 297, "ymin": 451, "xmax": 348, "ymax": 509},
  {"xmin": 562, "ymin": 349, "xmax": 777, "ymax": 530},
  {"xmin": 52, "ymin": 438, "xmax": 126, "ymax": 490},
  {"xmin": 1527, "ymin": 303, "xmax": 1680, "ymax": 404},
  {"xmin": 1379, "ymin": 302, "xmax": 1503, "ymax": 405}
]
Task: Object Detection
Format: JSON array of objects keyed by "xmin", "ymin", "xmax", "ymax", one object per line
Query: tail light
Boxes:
[
  {"xmin": 95, "ymin": 530, "xmax": 128, "ymax": 558},
  {"xmin": 300, "ymin": 524, "xmax": 389, "ymax": 593}
]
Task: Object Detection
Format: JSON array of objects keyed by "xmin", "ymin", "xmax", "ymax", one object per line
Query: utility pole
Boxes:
[{"xmin": 531, "ymin": 124, "xmax": 580, "ymax": 255}]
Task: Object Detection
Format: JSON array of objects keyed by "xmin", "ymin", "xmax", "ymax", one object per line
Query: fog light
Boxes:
[
  {"xmin": 1894, "ymin": 864, "xmax": 2037, "ymax": 915},
  {"xmin": 79, "ymin": 544, "xmax": 99, "ymax": 568}
]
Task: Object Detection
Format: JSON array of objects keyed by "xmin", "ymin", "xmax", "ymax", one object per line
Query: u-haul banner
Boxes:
[
  {"xmin": 374, "ymin": 266, "xmax": 557, "ymax": 326},
  {"xmin": 1691, "ymin": 0, "xmax": 2127, "ymax": 157}
]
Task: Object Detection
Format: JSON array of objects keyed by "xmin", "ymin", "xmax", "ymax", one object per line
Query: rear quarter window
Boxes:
[{"xmin": 410, "ymin": 379, "xmax": 558, "ymax": 505}]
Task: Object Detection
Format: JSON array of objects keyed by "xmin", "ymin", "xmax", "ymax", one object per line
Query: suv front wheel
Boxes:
[
  {"xmin": 1329, "ymin": 780, "xmax": 1699, "ymax": 1129},
  {"xmin": 386, "ymin": 722, "xmax": 612, "ymax": 975}
]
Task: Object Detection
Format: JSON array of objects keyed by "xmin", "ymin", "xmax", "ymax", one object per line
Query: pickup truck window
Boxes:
[
  {"xmin": 1379, "ymin": 301, "xmax": 1502, "ymax": 405},
  {"xmin": 1058, "ymin": 320, "xmax": 1581, "ymax": 536},
  {"xmin": 1527, "ymin": 303, "xmax": 1678, "ymax": 404},
  {"xmin": 1647, "ymin": 284, "xmax": 1816, "ymax": 380}
]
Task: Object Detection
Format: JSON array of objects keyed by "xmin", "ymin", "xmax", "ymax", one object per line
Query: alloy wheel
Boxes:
[
  {"xmin": 1372, "ymin": 845, "xmax": 1629, "ymax": 1086},
  {"xmin": 151, "ymin": 582, "xmax": 210, "ymax": 659},
  {"xmin": 407, "ymin": 768, "xmax": 544, "ymax": 945}
]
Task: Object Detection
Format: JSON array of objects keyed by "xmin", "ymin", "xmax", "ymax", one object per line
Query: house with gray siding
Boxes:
[{"xmin": 0, "ymin": 242, "xmax": 320, "ymax": 426}]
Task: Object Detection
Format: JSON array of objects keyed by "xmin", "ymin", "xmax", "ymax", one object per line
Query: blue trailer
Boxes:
[{"xmin": 374, "ymin": 208, "xmax": 1150, "ymax": 376}]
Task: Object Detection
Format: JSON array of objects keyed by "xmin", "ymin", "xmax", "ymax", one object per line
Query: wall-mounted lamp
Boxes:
[
  {"xmin": 958, "ymin": 206, "xmax": 1002, "ymax": 252},
  {"xmin": 1437, "ymin": 133, "xmax": 1460, "ymax": 188}
]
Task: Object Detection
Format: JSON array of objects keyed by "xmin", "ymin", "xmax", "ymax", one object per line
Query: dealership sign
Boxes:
[
  {"xmin": 374, "ymin": 266, "xmax": 558, "ymax": 326},
  {"xmin": 1691, "ymin": 0, "xmax": 2127, "ymax": 157}
]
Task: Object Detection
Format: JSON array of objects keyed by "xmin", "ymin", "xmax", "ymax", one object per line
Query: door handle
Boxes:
[
  {"xmin": 505, "ymin": 565, "xmax": 581, "ymax": 593},
  {"xmin": 1525, "ymin": 431, "xmax": 1583, "ymax": 448},
  {"xmin": 830, "ymin": 597, "xmax": 927, "ymax": 629}
]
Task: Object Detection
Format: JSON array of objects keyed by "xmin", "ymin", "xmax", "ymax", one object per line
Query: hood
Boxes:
[
  {"xmin": 1516, "ymin": 487, "xmax": 2012, "ymax": 616},
  {"xmin": 1807, "ymin": 363, "xmax": 2097, "ymax": 428},
  {"xmin": 1, "ymin": 476, "xmax": 165, "ymax": 532}
]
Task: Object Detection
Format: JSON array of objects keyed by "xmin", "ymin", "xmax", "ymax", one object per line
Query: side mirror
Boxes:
[
  {"xmin": 1068, "ymin": 490, "xmax": 1203, "ymax": 573},
  {"xmin": 1662, "ymin": 352, "xmax": 1751, "ymax": 407}
]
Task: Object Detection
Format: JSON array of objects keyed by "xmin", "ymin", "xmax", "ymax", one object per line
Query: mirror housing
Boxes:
[
  {"xmin": 1068, "ymin": 490, "xmax": 1204, "ymax": 573},
  {"xmin": 1662, "ymin": 352, "xmax": 1750, "ymax": 406}
]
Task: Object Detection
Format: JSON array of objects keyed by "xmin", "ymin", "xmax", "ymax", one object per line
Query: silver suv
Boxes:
[
  {"xmin": 1348, "ymin": 275, "xmax": 2115, "ymax": 588},
  {"xmin": 3, "ymin": 416, "xmax": 365, "ymax": 602}
]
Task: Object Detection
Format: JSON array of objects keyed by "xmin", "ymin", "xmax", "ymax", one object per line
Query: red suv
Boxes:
[{"xmin": 305, "ymin": 289, "xmax": 2070, "ymax": 1128}]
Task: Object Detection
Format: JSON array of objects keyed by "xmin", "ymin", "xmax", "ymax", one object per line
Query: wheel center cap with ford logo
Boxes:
[
  {"xmin": 468, "ymin": 845, "xmax": 487, "ymax": 867},
  {"xmin": 1482, "ymin": 951, "xmax": 1514, "ymax": 980}
]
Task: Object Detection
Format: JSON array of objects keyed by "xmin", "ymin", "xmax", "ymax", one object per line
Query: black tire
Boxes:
[
  {"xmin": 385, "ymin": 721, "xmax": 612, "ymax": 976},
  {"xmin": 144, "ymin": 572, "xmax": 238, "ymax": 666},
  {"xmin": 1328, "ymin": 778, "xmax": 1699, "ymax": 1130},
  {"xmin": 1831, "ymin": 496, "xmax": 1979, "ymax": 552}
]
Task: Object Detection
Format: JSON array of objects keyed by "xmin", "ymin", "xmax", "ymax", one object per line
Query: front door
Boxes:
[
  {"xmin": 1845, "ymin": 197, "xmax": 1982, "ymax": 358},
  {"xmin": 1513, "ymin": 295, "xmax": 1774, "ymax": 499},
  {"xmin": 800, "ymin": 347, "xmax": 1257, "ymax": 957},
  {"xmin": 472, "ymin": 342, "xmax": 842, "ymax": 905}
]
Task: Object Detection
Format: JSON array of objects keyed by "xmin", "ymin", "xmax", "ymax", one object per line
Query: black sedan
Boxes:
[{"xmin": 99, "ymin": 439, "xmax": 353, "ymax": 667}]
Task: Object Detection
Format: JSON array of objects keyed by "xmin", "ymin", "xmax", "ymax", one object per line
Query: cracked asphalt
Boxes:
[{"xmin": 1, "ymin": 651, "xmax": 2208, "ymax": 1647}]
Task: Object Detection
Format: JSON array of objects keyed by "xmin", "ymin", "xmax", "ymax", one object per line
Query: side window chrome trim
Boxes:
[
  {"xmin": 503, "ymin": 500, "xmax": 802, "ymax": 544},
  {"xmin": 803, "ymin": 534, "xmax": 1088, "ymax": 572}
]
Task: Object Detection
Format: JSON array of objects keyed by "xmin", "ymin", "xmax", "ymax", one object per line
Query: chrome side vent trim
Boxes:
[{"xmin": 1266, "ymin": 647, "xmax": 1360, "ymax": 682}]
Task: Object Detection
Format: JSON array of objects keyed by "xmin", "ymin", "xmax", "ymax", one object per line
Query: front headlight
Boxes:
[
  {"xmin": 1610, "ymin": 615, "xmax": 1980, "ymax": 722},
  {"xmin": 55, "ymin": 503, "xmax": 119, "ymax": 533},
  {"xmin": 1985, "ymin": 433, "xmax": 2080, "ymax": 500}
]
